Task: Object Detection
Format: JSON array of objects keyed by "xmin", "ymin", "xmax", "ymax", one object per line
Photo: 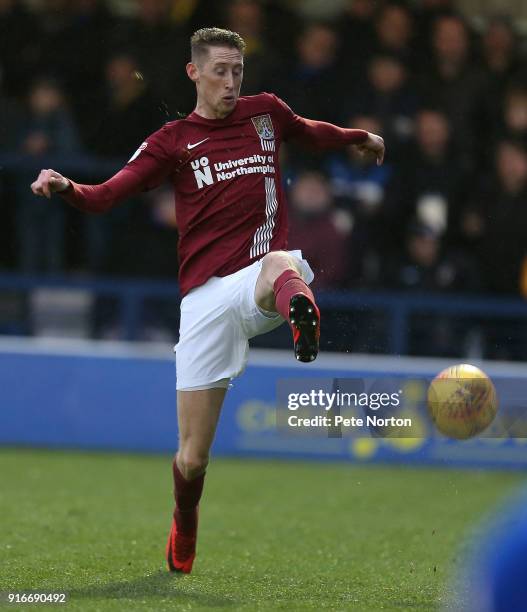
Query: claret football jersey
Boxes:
[
  {"xmin": 128, "ymin": 93, "xmax": 292, "ymax": 295},
  {"xmin": 61, "ymin": 93, "xmax": 367, "ymax": 295}
]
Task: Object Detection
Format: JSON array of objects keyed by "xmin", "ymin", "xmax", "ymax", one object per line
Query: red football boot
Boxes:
[
  {"xmin": 289, "ymin": 294, "xmax": 320, "ymax": 362},
  {"xmin": 166, "ymin": 509, "xmax": 198, "ymax": 574}
]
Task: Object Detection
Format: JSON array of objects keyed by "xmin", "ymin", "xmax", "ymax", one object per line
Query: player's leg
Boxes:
[
  {"xmin": 167, "ymin": 385, "xmax": 227, "ymax": 573},
  {"xmin": 175, "ymin": 387, "xmax": 226, "ymax": 479},
  {"xmin": 254, "ymin": 250, "xmax": 320, "ymax": 362}
]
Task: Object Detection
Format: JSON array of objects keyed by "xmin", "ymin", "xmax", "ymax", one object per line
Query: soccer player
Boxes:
[{"xmin": 31, "ymin": 28, "xmax": 384, "ymax": 574}]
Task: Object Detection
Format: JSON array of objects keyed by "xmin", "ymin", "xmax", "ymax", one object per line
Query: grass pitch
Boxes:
[{"xmin": 0, "ymin": 449, "xmax": 524, "ymax": 611}]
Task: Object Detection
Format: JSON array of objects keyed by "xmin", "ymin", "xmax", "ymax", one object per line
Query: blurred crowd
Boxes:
[{"xmin": 1, "ymin": 0, "xmax": 527, "ymax": 303}]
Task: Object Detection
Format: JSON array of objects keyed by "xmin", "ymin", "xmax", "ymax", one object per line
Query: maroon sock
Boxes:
[
  {"xmin": 172, "ymin": 458, "xmax": 205, "ymax": 536},
  {"xmin": 273, "ymin": 269, "xmax": 316, "ymax": 324}
]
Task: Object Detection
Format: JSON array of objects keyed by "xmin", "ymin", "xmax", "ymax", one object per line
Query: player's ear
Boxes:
[{"xmin": 186, "ymin": 62, "xmax": 199, "ymax": 83}]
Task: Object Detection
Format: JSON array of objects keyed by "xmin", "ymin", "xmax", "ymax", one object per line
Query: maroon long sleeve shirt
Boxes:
[{"xmin": 61, "ymin": 93, "xmax": 367, "ymax": 295}]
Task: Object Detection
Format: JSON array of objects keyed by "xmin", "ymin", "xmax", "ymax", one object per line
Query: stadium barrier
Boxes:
[
  {"xmin": 1, "ymin": 337, "xmax": 526, "ymax": 469},
  {"xmin": 2, "ymin": 273, "xmax": 527, "ymax": 352}
]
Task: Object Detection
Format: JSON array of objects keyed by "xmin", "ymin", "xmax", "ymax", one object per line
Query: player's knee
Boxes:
[
  {"xmin": 178, "ymin": 451, "xmax": 209, "ymax": 480},
  {"xmin": 261, "ymin": 251, "xmax": 302, "ymax": 287},
  {"xmin": 261, "ymin": 250, "xmax": 292, "ymax": 272}
]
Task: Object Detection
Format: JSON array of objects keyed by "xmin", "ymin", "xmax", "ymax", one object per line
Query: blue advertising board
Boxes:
[{"xmin": 1, "ymin": 338, "xmax": 526, "ymax": 469}]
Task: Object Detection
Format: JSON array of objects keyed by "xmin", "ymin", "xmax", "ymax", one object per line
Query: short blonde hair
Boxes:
[{"xmin": 190, "ymin": 27, "xmax": 246, "ymax": 63}]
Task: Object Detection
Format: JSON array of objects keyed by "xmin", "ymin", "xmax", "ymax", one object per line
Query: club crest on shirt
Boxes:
[
  {"xmin": 251, "ymin": 114, "xmax": 274, "ymax": 140},
  {"xmin": 252, "ymin": 114, "xmax": 275, "ymax": 152}
]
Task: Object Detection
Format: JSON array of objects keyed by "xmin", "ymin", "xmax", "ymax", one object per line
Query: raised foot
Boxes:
[{"xmin": 290, "ymin": 294, "xmax": 320, "ymax": 363}]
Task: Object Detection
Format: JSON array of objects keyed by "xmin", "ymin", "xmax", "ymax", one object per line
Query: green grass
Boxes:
[{"xmin": 0, "ymin": 449, "xmax": 524, "ymax": 611}]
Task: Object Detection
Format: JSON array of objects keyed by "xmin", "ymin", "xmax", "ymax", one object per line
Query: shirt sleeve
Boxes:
[
  {"xmin": 269, "ymin": 93, "xmax": 369, "ymax": 150},
  {"xmin": 60, "ymin": 123, "xmax": 189, "ymax": 213}
]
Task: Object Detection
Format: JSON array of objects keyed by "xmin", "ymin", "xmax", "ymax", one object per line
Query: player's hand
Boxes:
[
  {"xmin": 31, "ymin": 169, "xmax": 70, "ymax": 199},
  {"xmin": 356, "ymin": 133, "xmax": 385, "ymax": 166}
]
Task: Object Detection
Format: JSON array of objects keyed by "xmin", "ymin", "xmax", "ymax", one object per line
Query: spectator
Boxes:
[
  {"xmin": 374, "ymin": 3, "xmax": 414, "ymax": 65},
  {"xmin": 168, "ymin": 0, "xmax": 224, "ymax": 33},
  {"xmin": 479, "ymin": 17, "xmax": 523, "ymax": 158},
  {"xmin": 112, "ymin": 0, "xmax": 192, "ymax": 114},
  {"xmin": 0, "ymin": 70, "xmax": 21, "ymax": 269},
  {"xmin": 60, "ymin": 0, "xmax": 118, "ymax": 135},
  {"xmin": 383, "ymin": 222, "xmax": 481, "ymax": 356},
  {"xmin": 226, "ymin": 0, "xmax": 275, "ymax": 95},
  {"xmin": 0, "ymin": 72, "xmax": 21, "ymax": 150},
  {"xmin": 258, "ymin": 0, "xmax": 301, "ymax": 59},
  {"xmin": 414, "ymin": 0, "xmax": 456, "ymax": 56},
  {"xmin": 482, "ymin": 16, "xmax": 521, "ymax": 84},
  {"xmin": 90, "ymin": 185, "xmax": 180, "ymax": 340},
  {"xmin": 274, "ymin": 21, "xmax": 345, "ymax": 172},
  {"xmin": 346, "ymin": 51, "xmax": 418, "ymax": 154},
  {"xmin": 501, "ymin": 85, "xmax": 527, "ymax": 147},
  {"xmin": 418, "ymin": 14, "xmax": 485, "ymax": 163},
  {"xmin": 13, "ymin": 78, "xmax": 80, "ymax": 273},
  {"xmin": 0, "ymin": 0, "xmax": 40, "ymax": 96},
  {"xmin": 79, "ymin": 51, "xmax": 168, "ymax": 273},
  {"xmin": 394, "ymin": 109, "xmax": 469, "ymax": 245},
  {"xmin": 326, "ymin": 115, "xmax": 392, "ymax": 211},
  {"xmin": 461, "ymin": 140, "xmax": 527, "ymax": 295},
  {"xmin": 338, "ymin": 0, "xmax": 376, "ymax": 76},
  {"xmin": 20, "ymin": 77, "xmax": 77, "ymax": 155},
  {"xmin": 462, "ymin": 140, "xmax": 527, "ymax": 360},
  {"xmin": 33, "ymin": 0, "xmax": 75, "ymax": 86},
  {"xmin": 86, "ymin": 52, "xmax": 167, "ymax": 157},
  {"xmin": 288, "ymin": 172, "xmax": 351, "ymax": 289},
  {"xmin": 385, "ymin": 222, "xmax": 479, "ymax": 292},
  {"xmin": 273, "ymin": 22, "xmax": 342, "ymax": 123},
  {"xmin": 103, "ymin": 186, "xmax": 179, "ymax": 279},
  {"xmin": 325, "ymin": 115, "xmax": 394, "ymax": 284}
]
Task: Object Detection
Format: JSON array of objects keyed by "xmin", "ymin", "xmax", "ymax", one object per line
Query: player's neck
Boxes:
[{"xmin": 194, "ymin": 99, "xmax": 234, "ymax": 120}]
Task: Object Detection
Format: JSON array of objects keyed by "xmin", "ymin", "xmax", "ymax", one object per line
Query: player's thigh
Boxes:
[
  {"xmin": 176, "ymin": 281, "xmax": 248, "ymax": 389},
  {"xmin": 177, "ymin": 387, "xmax": 227, "ymax": 457}
]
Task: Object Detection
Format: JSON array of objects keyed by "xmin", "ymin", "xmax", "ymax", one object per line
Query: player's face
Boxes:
[{"xmin": 191, "ymin": 46, "xmax": 244, "ymax": 119}]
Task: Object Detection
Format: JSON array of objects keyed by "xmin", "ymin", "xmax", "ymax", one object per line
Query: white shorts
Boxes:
[{"xmin": 175, "ymin": 250, "xmax": 314, "ymax": 390}]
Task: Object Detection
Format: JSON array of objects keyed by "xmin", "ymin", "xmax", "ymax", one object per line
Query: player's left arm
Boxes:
[{"xmin": 270, "ymin": 94, "xmax": 385, "ymax": 165}]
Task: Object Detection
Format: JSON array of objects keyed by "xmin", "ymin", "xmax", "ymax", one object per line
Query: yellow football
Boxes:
[{"xmin": 427, "ymin": 364, "xmax": 498, "ymax": 439}]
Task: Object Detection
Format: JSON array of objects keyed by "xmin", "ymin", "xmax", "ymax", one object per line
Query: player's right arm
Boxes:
[
  {"xmin": 30, "ymin": 124, "xmax": 188, "ymax": 213},
  {"xmin": 31, "ymin": 166, "xmax": 150, "ymax": 213}
]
